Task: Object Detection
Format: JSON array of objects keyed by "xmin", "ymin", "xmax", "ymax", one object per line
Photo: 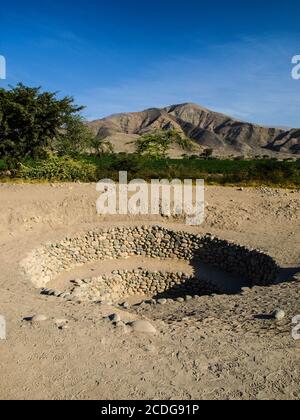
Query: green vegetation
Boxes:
[
  {"xmin": 55, "ymin": 115, "xmax": 95, "ymax": 158},
  {"xmin": 136, "ymin": 130, "xmax": 193, "ymax": 158},
  {"xmin": 0, "ymin": 84, "xmax": 86, "ymax": 162},
  {"xmin": 86, "ymin": 155, "xmax": 300, "ymax": 187},
  {"xmin": 18, "ymin": 155, "xmax": 97, "ymax": 182},
  {"xmin": 0, "ymin": 84, "xmax": 299, "ymax": 187},
  {"xmin": 91, "ymin": 137, "xmax": 115, "ymax": 156},
  {"xmin": 1, "ymin": 154, "xmax": 298, "ymax": 187}
]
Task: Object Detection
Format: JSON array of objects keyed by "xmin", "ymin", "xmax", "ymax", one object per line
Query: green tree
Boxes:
[
  {"xmin": 91, "ymin": 136, "xmax": 114, "ymax": 156},
  {"xmin": 56, "ymin": 115, "xmax": 95, "ymax": 157},
  {"xmin": 201, "ymin": 148, "xmax": 214, "ymax": 159},
  {"xmin": 136, "ymin": 129, "xmax": 192, "ymax": 158},
  {"xmin": 0, "ymin": 84, "xmax": 84, "ymax": 161}
]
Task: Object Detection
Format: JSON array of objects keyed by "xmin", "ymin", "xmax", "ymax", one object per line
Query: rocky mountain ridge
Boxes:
[{"xmin": 88, "ymin": 103, "xmax": 300, "ymax": 156}]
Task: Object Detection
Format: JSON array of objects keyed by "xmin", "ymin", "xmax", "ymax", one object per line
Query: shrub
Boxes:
[{"xmin": 18, "ymin": 155, "xmax": 97, "ymax": 182}]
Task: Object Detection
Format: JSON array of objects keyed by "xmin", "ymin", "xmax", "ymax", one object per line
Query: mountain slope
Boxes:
[{"xmin": 88, "ymin": 103, "xmax": 300, "ymax": 157}]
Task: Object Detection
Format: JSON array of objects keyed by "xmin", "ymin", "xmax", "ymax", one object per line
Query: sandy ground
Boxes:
[{"xmin": 0, "ymin": 183, "xmax": 299, "ymax": 400}]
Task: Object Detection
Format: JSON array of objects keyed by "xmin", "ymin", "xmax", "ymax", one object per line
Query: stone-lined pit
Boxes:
[
  {"xmin": 21, "ymin": 225, "xmax": 279, "ymax": 304},
  {"xmin": 46, "ymin": 270, "xmax": 221, "ymax": 303}
]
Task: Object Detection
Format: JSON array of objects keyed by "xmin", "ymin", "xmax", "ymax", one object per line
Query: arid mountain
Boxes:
[{"xmin": 88, "ymin": 103, "xmax": 300, "ymax": 157}]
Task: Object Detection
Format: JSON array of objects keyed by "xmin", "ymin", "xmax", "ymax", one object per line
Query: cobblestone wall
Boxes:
[{"xmin": 21, "ymin": 226, "xmax": 279, "ymax": 291}]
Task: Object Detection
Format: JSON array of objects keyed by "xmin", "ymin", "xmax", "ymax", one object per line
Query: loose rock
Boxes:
[
  {"xmin": 130, "ymin": 320, "xmax": 157, "ymax": 334},
  {"xmin": 157, "ymin": 299, "xmax": 167, "ymax": 305},
  {"xmin": 25, "ymin": 315, "xmax": 48, "ymax": 323},
  {"xmin": 109, "ymin": 313, "xmax": 121, "ymax": 323},
  {"xmin": 271, "ymin": 309, "xmax": 286, "ymax": 321}
]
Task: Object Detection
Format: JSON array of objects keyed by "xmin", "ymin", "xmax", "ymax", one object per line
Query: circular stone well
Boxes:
[{"xmin": 21, "ymin": 225, "xmax": 279, "ymax": 303}]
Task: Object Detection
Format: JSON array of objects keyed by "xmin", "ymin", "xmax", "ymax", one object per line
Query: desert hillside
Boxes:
[{"xmin": 88, "ymin": 103, "xmax": 300, "ymax": 157}]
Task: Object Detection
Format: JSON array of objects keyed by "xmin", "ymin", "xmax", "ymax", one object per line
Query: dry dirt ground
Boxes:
[{"xmin": 0, "ymin": 183, "xmax": 299, "ymax": 400}]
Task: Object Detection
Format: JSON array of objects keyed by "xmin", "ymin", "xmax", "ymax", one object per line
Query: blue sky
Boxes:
[{"xmin": 0, "ymin": 0, "xmax": 300, "ymax": 126}]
